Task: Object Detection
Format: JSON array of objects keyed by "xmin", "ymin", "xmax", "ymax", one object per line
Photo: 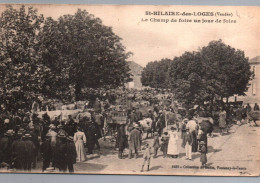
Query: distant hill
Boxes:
[
  {"xmin": 249, "ymin": 56, "xmax": 260, "ymax": 64},
  {"xmin": 126, "ymin": 61, "xmax": 143, "ymax": 89}
]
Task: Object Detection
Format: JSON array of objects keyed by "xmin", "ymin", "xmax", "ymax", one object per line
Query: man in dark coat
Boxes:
[
  {"xmin": 157, "ymin": 111, "xmax": 166, "ymax": 136},
  {"xmin": 66, "ymin": 136, "xmax": 77, "ymax": 173},
  {"xmin": 0, "ymin": 130, "xmax": 14, "ymax": 166},
  {"xmin": 85, "ymin": 118, "xmax": 98, "ymax": 154},
  {"xmin": 23, "ymin": 134, "xmax": 36, "ymax": 171},
  {"xmin": 128, "ymin": 124, "xmax": 142, "ymax": 159},
  {"xmin": 11, "ymin": 132, "xmax": 27, "ymax": 170},
  {"xmin": 254, "ymin": 103, "xmax": 259, "ymax": 111},
  {"xmin": 40, "ymin": 137, "xmax": 53, "ymax": 172},
  {"xmin": 54, "ymin": 135, "xmax": 67, "ymax": 172},
  {"xmin": 246, "ymin": 104, "xmax": 252, "ymax": 113},
  {"xmin": 117, "ymin": 124, "xmax": 128, "ymax": 159},
  {"xmin": 28, "ymin": 126, "xmax": 39, "ymax": 168}
]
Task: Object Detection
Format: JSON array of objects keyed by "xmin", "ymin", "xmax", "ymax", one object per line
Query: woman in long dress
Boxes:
[
  {"xmin": 74, "ymin": 127, "xmax": 87, "ymax": 162},
  {"xmin": 167, "ymin": 126, "xmax": 179, "ymax": 158}
]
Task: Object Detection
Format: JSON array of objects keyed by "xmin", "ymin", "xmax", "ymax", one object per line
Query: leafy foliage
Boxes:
[
  {"xmin": 141, "ymin": 40, "xmax": 253, "ymax": 107},
  {"xmin": 0, "ymin": 5, "xmax": 47, "ymax": 112},
  {"xmin": 0, "ymin": 6, "xmax": 132, "ymax": 112},
  {"xmin": 141, "ymin": 58, "xmax": 171, "ymax": 89},
  {"xmin": 39, "ymin": 9, "xmax": 132, "ymax": 100}
]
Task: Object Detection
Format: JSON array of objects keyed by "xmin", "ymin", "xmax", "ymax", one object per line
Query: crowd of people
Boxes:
[{"xmin": 0, "ymin": 88, "xmax": 259, "ymax": 173}]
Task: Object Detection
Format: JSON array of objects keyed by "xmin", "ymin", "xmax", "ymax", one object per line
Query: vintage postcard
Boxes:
[{"xmin": 0, "ymin": 4, "xmax": 259, "ymax": 176}]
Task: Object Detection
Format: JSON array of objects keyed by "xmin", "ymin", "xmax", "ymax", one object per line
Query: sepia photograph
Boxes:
[{"xmin": 0, "ymin": 4, "xmax": 259, "ymax": 176}]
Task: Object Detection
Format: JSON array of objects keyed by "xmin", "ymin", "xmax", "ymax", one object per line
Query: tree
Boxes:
[
  {"xmin": 200, "ymin": 40, "xmax": 252, "ymax": 102},
  {"xmin": 39, "ymin": 9, "xmax": 132, "ymax": 101},
  {"xmin": 141, "ymin": 58, "xmax": 172, "ymax": 89},
  {"xmin": 168, "ymin": 40, "xmax": 252, "ymax": 108},
  {"xmin": 0, "ymin": 5, "xmax": 51, "ymax": 112},
  {"xmin": 168, "ymin": 51, "xmax": 205, "ymax": 107}
]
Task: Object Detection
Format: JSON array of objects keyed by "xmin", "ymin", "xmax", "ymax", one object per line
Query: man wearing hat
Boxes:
[
  {"xmin": 85, "ymin": 117, "xmax": 100, "ymax": 154},
  {"xmin": 128, "ymin": 124, "xmax": 142, "ymax": 159},
  {"xmin": 182, "ymin": 127, "xmax": 193, "ymax": 160},
  {"xmin": 116, "ymin": 124, "xmax": 128, "ymax": 159},
  {"xmin": 155, "ymin": 111, "xmax": 166, "ymax": 137}
]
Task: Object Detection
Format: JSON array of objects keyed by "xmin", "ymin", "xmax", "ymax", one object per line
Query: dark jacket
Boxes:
[
  {"xmin": 12, "ymin": 139, "xmax": 27, "ymax": 169},
  {"xmin": 66, "ymin": 141, "xmax": 77, "ymax": 165},
  {"xmin": 117, "ymin": 125, "xmax": 128, "ymax": 151},
  {"xmin": 40, "ymin": 140, "xmax": 53, "ymax": 161},
  {"xmin": 128, "ymin": 128, "xmax": 142, "ymax": 151},
  {"xmin": 24, "ymin": 139, "xmax": 36, "ymax": 163},
  {"xmin": 54, "ymin": 140, "xmax": 67, "ymax": 170}
]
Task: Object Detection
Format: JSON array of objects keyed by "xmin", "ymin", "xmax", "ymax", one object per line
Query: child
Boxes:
[
  {"xmin": 152, "ymin": 132, "xmax": 160, "ymax": 158},
  {"xmin": 199, "ymin": 141, "xmax": 207, "ymax": 167},
  {"xmin": 141, "ymin": 143, "xmax": 152, "ymax": 172},
  {"xmin": 160, "ymin": 132, "xmax": 169, "ymax": 158},
  {"xmin": 182, "ymin": 127, "xmax": 193, "ymax": 160}
]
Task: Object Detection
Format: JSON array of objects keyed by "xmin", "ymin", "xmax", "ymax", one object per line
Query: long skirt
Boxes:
[
  {"xmin": 168, "ymin": 139, "xmax": 179, "ymax": 155},
  {"xmin": 75, "ymin": 140, "xmax": 86, "ymax": 162},
  {"xmin": 200, "ymin": 153, "xmax": 207, "ymax": 164}
]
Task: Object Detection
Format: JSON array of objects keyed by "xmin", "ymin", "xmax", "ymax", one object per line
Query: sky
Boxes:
[{"xmin": 0, "ymin": 4, "xmax": 259, "ymax": 67}]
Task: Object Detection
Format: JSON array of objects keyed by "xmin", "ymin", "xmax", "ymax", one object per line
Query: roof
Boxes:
[{"xmin": 249, "ymin": 56, "xmax": 260, "ymax": 65}]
